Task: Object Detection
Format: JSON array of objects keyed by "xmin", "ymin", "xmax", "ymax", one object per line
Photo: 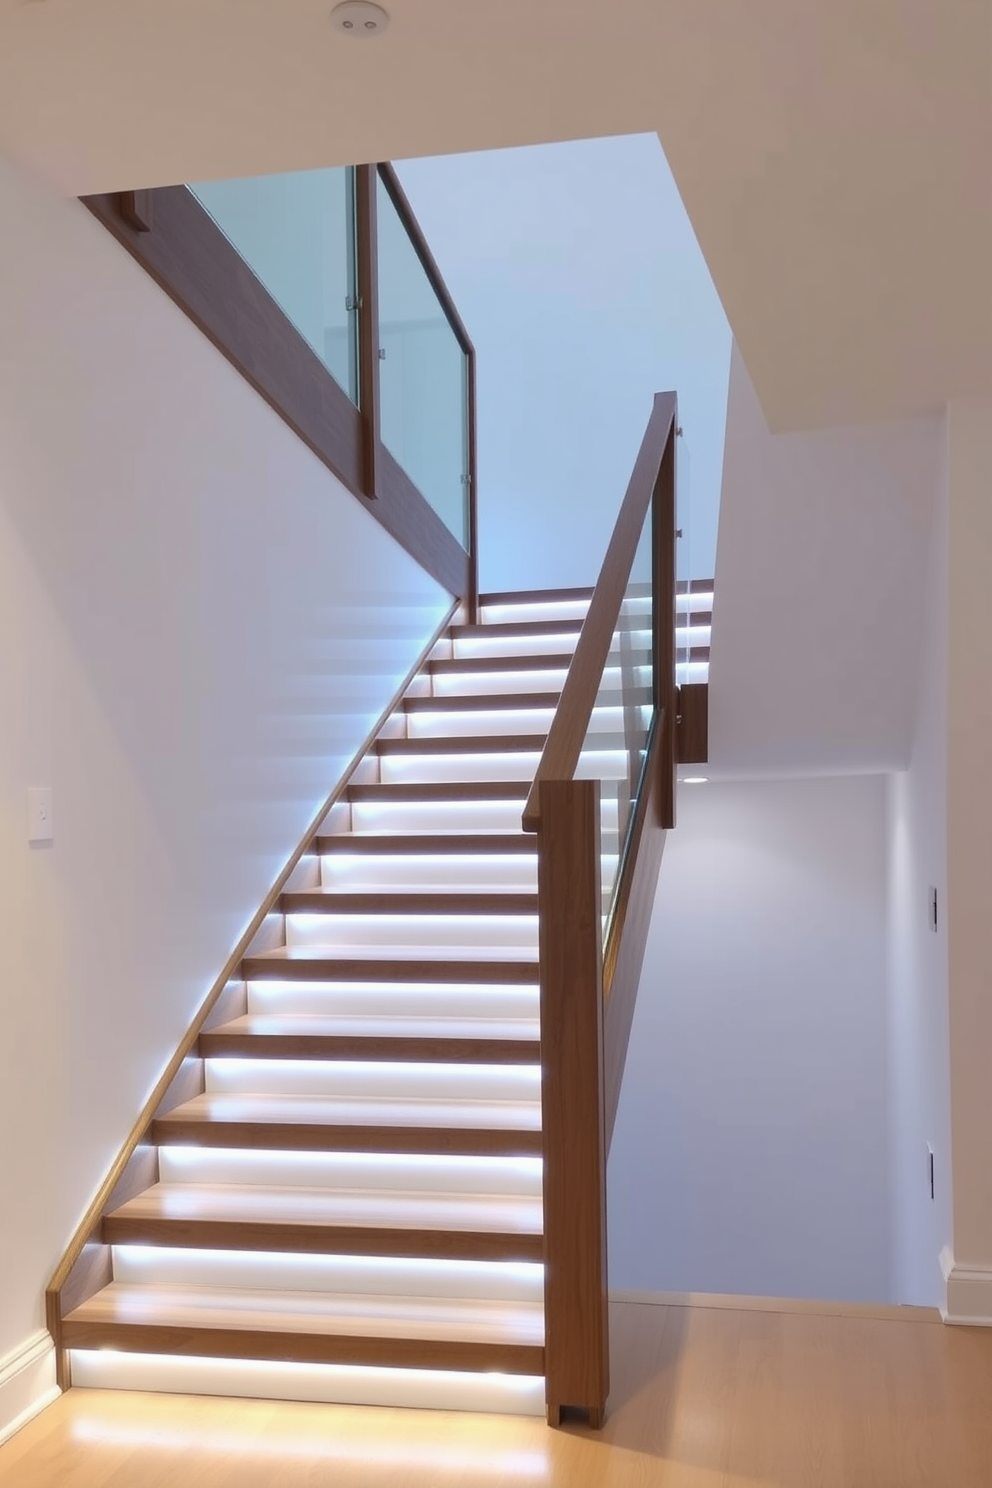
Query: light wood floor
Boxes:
[{"xmin": 4, "ymin": 1297, "xmax": 992, "ymax": 1487}]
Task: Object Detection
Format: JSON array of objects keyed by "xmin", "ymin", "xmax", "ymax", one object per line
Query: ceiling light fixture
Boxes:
[
  {"xmin": 331, "ymin": 1, "xmax": 391, "ymax": 37},
  {"xmin": 682, "ymin": 776, "xmax": 709, "ymax": 785}
]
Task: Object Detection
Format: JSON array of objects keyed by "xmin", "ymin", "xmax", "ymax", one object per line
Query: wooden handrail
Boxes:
[
  {"xmin": 377, "ymin": 164, "xmax": 475, "ymax": 357},
  {"xmin": 521, "ymin": 391, "xmax": 677, "ymax": 832}
]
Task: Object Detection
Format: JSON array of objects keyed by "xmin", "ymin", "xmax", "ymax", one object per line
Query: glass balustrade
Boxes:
[
  {"xmin": 190, "ymin": 167, "xmax": 360, "ymax": 405},
  {"xmin": 376, "ymin": 172, "xmax": 470, "ymax": 548},
  {"xmin": 574, "ymin": 509, "xmax": 655, "ymax": 926}
]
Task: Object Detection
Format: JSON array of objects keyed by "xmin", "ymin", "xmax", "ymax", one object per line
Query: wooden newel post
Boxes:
[{"xmin": 536, "ymin": 777, "xmax": 609, "ymax": 1428}]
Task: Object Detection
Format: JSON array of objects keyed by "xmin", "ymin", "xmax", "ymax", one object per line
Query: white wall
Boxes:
[
  {"xmin": 609, "ymin": 775, "xmax": 892, "ymax": 1304},
  {"xmin": 885, "ymin": 415, "xmax": 952, "ymax": 1306},
  {"xmin": 710, "ymin": 345, "xmax": 943, "ymax": 778},
  {"xmin": 396, "ymin": 135, "xmax": 732, "ymax": 593},
  {"xmin": 0, "ymin": 152, "xmax": 450, "ymax": 1425}
]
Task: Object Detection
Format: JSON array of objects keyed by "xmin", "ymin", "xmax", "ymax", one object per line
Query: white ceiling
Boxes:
[
  {"xmin": 708, "ymin": 344, "xmax": 943, "ymax": 777},
  {"xmin": 1, "ymin": 1, "xmax": 990, "ymax": 432}
]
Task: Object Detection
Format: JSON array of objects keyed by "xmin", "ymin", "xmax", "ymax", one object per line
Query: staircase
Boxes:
[{"xmin": 58, "ymin": 585, "xmax": 710, "ymax": 1417}]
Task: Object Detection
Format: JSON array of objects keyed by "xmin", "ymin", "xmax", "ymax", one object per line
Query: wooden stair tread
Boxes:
[
  {"xmin": 280, "ymin": 891, "xmax": 539, "ymax": 915},
  {"xmin": 404, "ymin": 692, "xmax": 562, "ymax": 713},
  {"xmin": 64, "ymin": 1282, "xmax": 545, "ymax": 1347},
  {"xmin": 346, "ymin": 781, "xmax": 531, "ymax": 802},
  {"xmin": 450, "ymin": 618, "xmax": 581, "ymax": 640},
  {"xmin": 479, "ymin": 585, "xmax": 593, "ymax": 606},
  {"xmin": 153, "ymin": 1091, "xmax": 541, "ymax": 1134},
  {"xmin": 200, "ymin": 1015, "xmax": 540, "ymax": 1063},
  {"xmin": 314, "ymin": 832, "xmax": 536, "ymax": 855},
  {"xmin": 242, "ymin": 951, "xmax": 539, "ymax": 985},
  {"xmin": 377, "ymin": 734, "xmax": 547, "ymax": 756},
  {"xmin": 428, "ymin": 652, "xmax": 575, "ymax": 676}
]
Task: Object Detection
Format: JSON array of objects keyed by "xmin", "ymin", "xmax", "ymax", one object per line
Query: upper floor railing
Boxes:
[{"xmin": 85, "ymin": 164, "xmax": 477, "ymax": 614}]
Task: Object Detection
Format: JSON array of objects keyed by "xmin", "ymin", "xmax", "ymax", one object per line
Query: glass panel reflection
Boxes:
[{"xmin": 190, "ymin": 167, "xmax": 359, "ymax": 404}]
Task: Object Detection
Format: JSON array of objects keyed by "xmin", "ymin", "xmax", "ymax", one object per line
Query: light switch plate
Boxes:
[{"xmin": 27, "ymin": 787, "xmax": 53, "ymax": 844}]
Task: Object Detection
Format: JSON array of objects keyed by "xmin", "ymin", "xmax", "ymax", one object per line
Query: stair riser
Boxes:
[
  {"xmin": 111, "ymin": 1245, "xmax": 545, "ymax": 1300},
  {"xmin": 380, "ymin": 754, "xmax": 542, "ymax": 785},
  {"xmin": 284, "ymin": 913, "xmax": 540, "ymax": 954},
  {"xmin": 157, "ymin": 1149, "xmax": 543, "ymax": 1196},
  {"xmin": 432, "ymin": 668, "xmax": 570, "ymax": 698},
  {"xmin": 346, "ymin": 798, "xmax": 618, "ymax": 835},
  {"xmin": 203, "ymin": 1059, "xmax": 541, "ymax": 1103},
  {"xmin": 403, "ymin": 704, "xmax": 649, "ymax": 742},
  {"xmin": 379, "ymin": 747, "xmax": 634, "ymax": 787},
  {"xmin": 452, "ymin": 634, "xmax": 580, "ymax": 661},
  {"xmin": 245, "ymin": 981, "xmax": 540, "ymax": 1022},
  {"xmin": 68, "ymin": 1350, "xmax": 546, "ymax": 1416},
  {"xmin": 320, "ymin": 855, "xmax": 539, "ymax": 892},
  {"xmin": 481, "ymin": 600, "xmax": 590, "ymax": 625},
  {"xmin": 405, "ymin": 709, "xmax": 554, "ymax": 740},
  {"xmin": 350, "ymin": 799, "xmax": 529, "ymax": 833}
]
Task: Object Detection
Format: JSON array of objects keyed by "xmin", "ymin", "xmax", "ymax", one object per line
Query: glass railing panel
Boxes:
[
  {"xmin": 376, "ymin": 172, "xmax": 469, "ymax": 548},
  {"xmin": 189, "ymin": 167, "xmax": 359, "ymax": 404},
  {"xmin": 574, "ymin": 508, "xmax": 655, "ymax": 924}
]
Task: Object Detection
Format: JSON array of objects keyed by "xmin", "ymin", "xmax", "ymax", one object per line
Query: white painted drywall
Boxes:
[
  {"xmin": 885, "ymin": 415, "xmax": 952, "ymax": 1307},
  {"xmin": 609, "ymin": 775, "xmax": 892, "ymax": 1303},
  {"xmin": 710, "ymin": 345, "xmax": 942, "ymax": 777},
  {"xmin": 396, "ymin": 135, "xmax": 732, "ymax": 593},
  {"xmin": 0, "ymin": 151, "xmax": 450, "ymax": 1410},
  {"xmin": 945, "ymin": 396, "xmax": 992, "ymax": 1289}
]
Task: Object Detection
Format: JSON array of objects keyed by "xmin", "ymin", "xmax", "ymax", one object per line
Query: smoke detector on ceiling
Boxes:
[{"xmin": 331, "ymin": 2, "xmax": 391, "ymax": 37}]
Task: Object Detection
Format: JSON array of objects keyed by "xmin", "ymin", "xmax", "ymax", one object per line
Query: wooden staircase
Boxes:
[{"xmin": 54, "ymin": 584, "xmax": 710, "ymax": 1417}]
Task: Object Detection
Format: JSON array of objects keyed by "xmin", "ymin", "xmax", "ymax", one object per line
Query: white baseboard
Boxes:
[
  {"xmin": 0, "ymin": 1331, "xmax": 60, "ymax": 1447},
  {"xmin": 940, "ymin": 1247, "xmax": 992, "ymax": 1326}
]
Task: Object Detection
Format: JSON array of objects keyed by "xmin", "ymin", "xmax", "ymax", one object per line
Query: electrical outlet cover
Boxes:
[{"xmin": 27, "ymin": 787, "xmax": 53, "ymax": 844}]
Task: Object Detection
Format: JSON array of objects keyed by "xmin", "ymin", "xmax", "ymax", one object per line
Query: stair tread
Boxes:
[
  {"xmin": 404, "ymin": 692, "xmax": 561, "ymax": 713},
  {"xmin": 281, "ymin": 891, "xmax": 539, "ymax": 914},
  {"xmin": 246, "ymin": 946, "xmax": 539, "ymax": 967},
  {"xmin": 451, "ymin": 618, "xmax": 581, "ymax": 640},
  {"xmin": 479, "ymin": 585, "xmax": 593, "ymax": 606},
  {"xmin": 242, "ymin": 954, "xmax": 539, "ymax": 986},
  {"xmin": 429, "ymin": 652, "xmax": 575, "ymax": 675},
  {"xmin": 316, "ymin": 833, "xmax": 536, "ymax": 853},
  {"xmin": 107, "ymin": 1182, "xmax": 543, "ymax": 1233},
  {"xmin": 208, "ymin": 1014, "xmax": 539, "ymax": 1037},
  {"xmin": 347, "ymin": 782, "xmax": 531, "ymax": 802},
  {"xmin": 377, "ymin": 734, "xmax": 547, "ymax": 755},
  {"xmin": 65, "ymin": 1282, "xmax": 545, "ymax": 1346},
  {"xmin": 156, "ymin": 1091, "xmax": 542, "ymax": 1131}
]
